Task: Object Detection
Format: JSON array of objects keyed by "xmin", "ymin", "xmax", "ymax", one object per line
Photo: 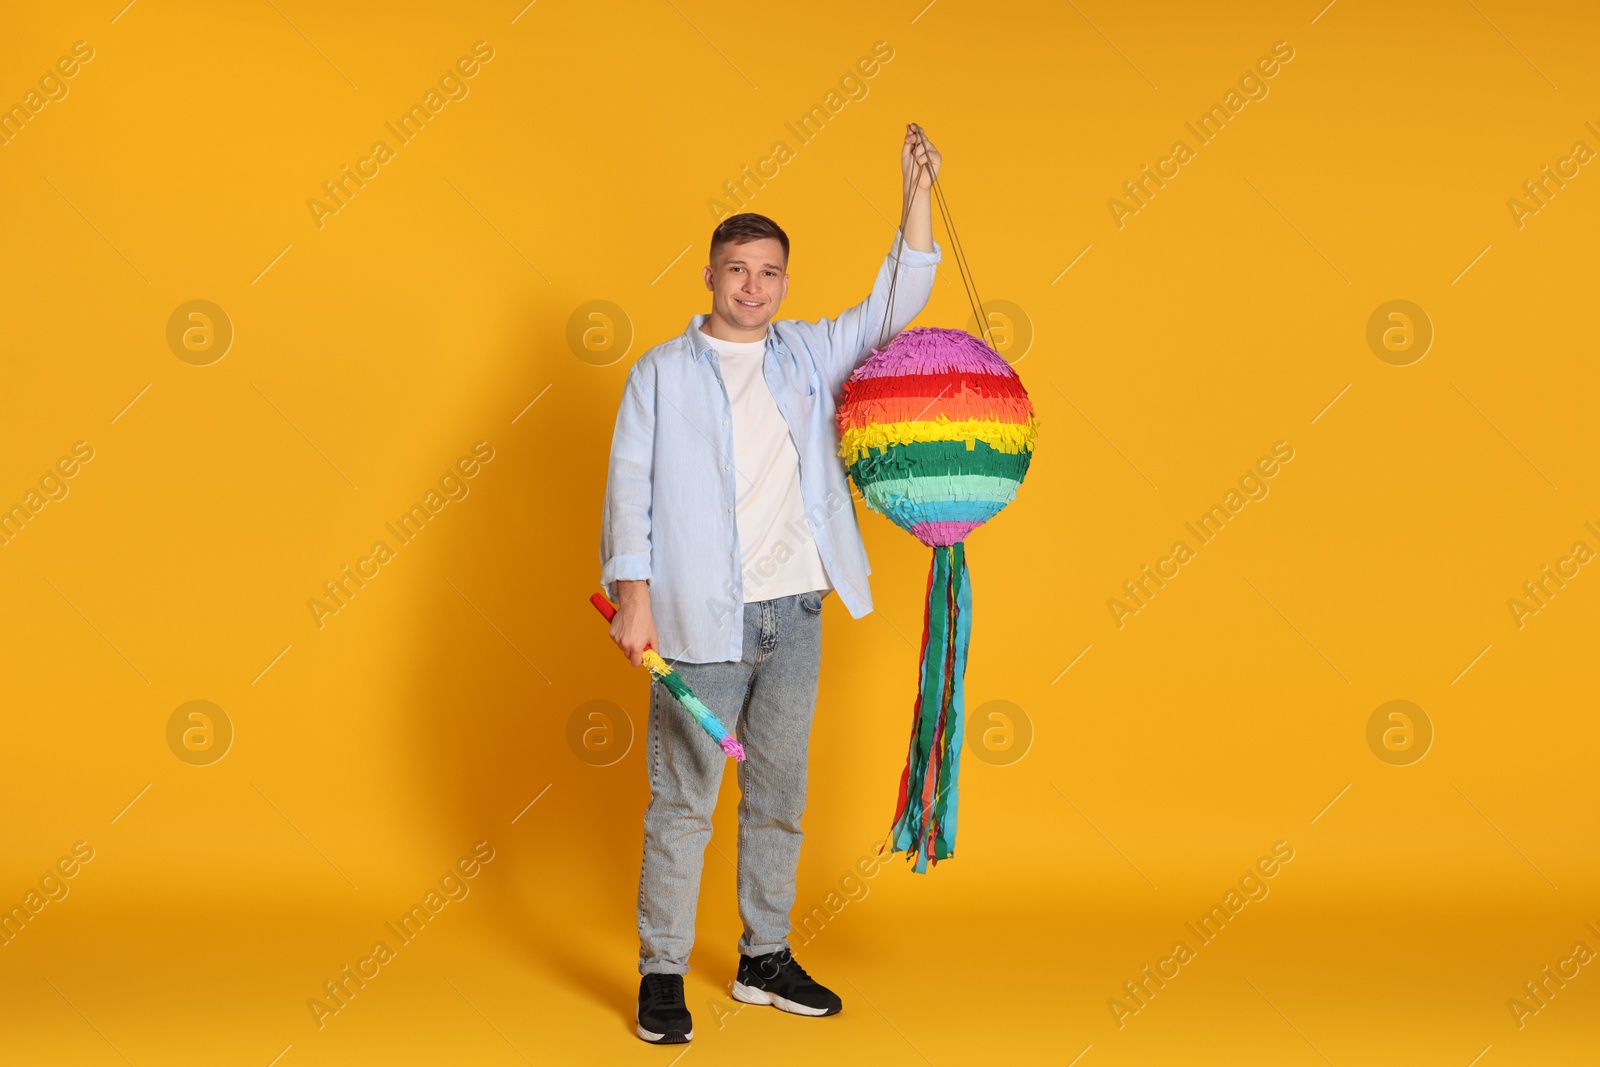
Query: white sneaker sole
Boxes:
[
  {"xmin": 636, "ymin": 1020, "xmax": 693, "ymax": 1043},
  {"xmin": 731, "ymin": 980, "xmax": 834, "ymax": 1016}
]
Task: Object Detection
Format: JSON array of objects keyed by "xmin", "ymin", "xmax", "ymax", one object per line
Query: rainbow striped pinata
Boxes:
[{"xmin": 837, "ymin": 326, "xmax": 1038, "ymax": 872}]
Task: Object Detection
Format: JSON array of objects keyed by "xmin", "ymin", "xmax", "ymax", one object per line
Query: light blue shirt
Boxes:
[{"xmin": 600, "ymin": 228, "xmax": 943, "ymax": 663}]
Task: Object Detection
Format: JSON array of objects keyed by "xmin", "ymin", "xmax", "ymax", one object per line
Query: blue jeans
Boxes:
[{"xmin": 637, "ymin": 590, "xmax": 825, "ymax": 975}]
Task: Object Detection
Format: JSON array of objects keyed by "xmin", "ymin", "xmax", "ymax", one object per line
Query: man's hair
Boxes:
[{"xmin": 710, "ymin": 212, "xmax": 789, "ymax": 266}]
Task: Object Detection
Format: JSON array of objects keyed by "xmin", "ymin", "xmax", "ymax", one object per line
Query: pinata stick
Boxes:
[{"xmin": 589, "ymin": 592, "xmax": 746, "ymax": 761}]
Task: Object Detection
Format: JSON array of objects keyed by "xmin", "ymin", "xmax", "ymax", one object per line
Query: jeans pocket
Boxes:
[{"xmin": 799, "ymin": 591, "xmax": 823, "ymax": 615}]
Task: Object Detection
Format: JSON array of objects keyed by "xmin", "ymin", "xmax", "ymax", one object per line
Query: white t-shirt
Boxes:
[{"xmin": 701, "ymin": 326, "xmax": 832, "ymax": 603}]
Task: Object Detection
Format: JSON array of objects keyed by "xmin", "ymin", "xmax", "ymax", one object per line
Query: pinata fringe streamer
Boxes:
[{"xmin": 884, "ymin": 542, "xmax": 973, "ymax": 873}]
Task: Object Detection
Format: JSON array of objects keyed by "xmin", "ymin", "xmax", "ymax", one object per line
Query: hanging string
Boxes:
[
  {"xmin": 926, "ymin": 140, "xmax": 994, "ymax": 350},
  {"xmin": 875, "ymin": 122, "xmax": 994, "ymax": 354},
  {"xmin": 874, "ymin": 171, "xmax": 910, "ymax": 352},
  {"xmin": 917, "ymin": 131, "xmax": 986, "ymax": 347}
]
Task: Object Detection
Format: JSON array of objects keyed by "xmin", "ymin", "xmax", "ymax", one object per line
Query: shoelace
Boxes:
[
  {"xmin": 759, "ymin": 952, "xmax": 813, "ymax": 986},
  {"xmin": 643, "ymin": 973, "xmax": 685, "ymax": 1008}
]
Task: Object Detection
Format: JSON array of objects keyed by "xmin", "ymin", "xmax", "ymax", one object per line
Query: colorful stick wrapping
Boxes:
[{"xmin": 589, "ymin": 593, "xmax": 746, "ymax": 761}]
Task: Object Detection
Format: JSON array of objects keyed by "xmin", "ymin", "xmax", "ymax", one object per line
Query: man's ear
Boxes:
[
  {"xmin": 780, "ymin": 273, "xmax": 789, "ymax": 301},
  {"xmin": 703, "ymin": 264, "xmax": 715, "ymax": 291}
]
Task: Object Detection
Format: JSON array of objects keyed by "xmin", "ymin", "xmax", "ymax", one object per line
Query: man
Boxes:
[{"xmin": 599, "ymin": 124, "xmax": 942, "ymax": 1045}]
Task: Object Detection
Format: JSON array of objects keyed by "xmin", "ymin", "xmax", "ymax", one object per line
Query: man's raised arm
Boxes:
[{"xmin": 808, "ymin": 124, "xmax": 943, "ymax": 393}]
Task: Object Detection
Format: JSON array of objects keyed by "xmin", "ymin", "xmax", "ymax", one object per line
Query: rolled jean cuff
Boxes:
[
  {"xmin": 639, "ymin": 959, "xmax": 690, "ymax": 977},
  {"xmin": 738, "ymin": 937, "xmax": 792, "ymax": 957}
]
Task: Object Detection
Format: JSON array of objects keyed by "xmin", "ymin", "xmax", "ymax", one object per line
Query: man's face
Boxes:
[{"xmin": 703, "ymin": 238, "xmax": 788, "ymax": 332}]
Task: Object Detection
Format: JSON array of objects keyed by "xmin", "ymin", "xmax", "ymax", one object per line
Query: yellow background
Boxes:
[{"xmin": 3, "ymin": 1, "xmax": 1597, "ymax": 1063}]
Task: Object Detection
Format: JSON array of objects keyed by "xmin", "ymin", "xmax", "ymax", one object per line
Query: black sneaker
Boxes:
[
  {"xmin": 731, "ymin": 950, "xmax": 842, "ymax": 1016},
  {"xmin": 636, "ymin": 973, "xmax": 693, "ymax": 1043}
]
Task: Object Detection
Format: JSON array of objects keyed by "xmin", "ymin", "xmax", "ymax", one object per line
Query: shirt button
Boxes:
[
  {"xmin": 723, "ymin": 421, "xmax": 728, "ymax": 426},
  {"xmin": 724, "ymin": 464, "xmax": 730, "ymax": 470}
]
